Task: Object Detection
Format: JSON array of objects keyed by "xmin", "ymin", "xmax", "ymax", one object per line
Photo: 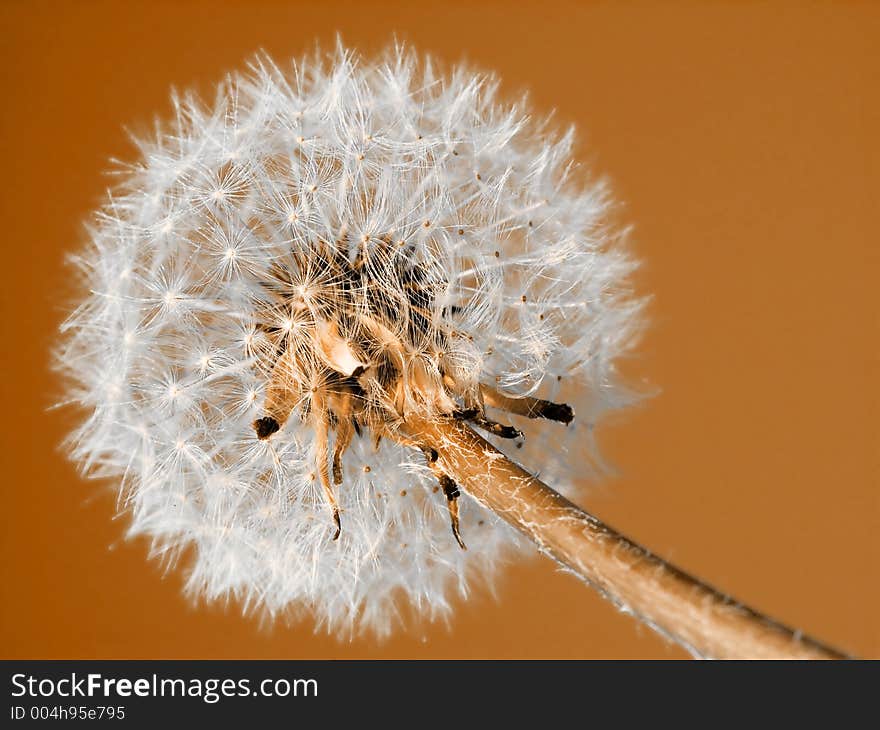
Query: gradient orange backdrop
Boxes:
[{"xmin": 1, "ymin": 1, "xmax": 877, "ymax": 659}]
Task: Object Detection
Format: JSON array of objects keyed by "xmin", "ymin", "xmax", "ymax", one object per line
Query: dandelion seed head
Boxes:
[{"xmin": 56, "ymin": 43, "xmax": 645, "ymax": 637}]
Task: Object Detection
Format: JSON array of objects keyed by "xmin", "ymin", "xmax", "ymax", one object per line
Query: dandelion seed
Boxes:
[{"xmin": 56, "ymin": 43, "xmax": 643, "ymax": 638}]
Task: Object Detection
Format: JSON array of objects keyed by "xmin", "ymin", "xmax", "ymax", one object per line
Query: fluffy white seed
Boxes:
[{"xmin": 56, "ymin": 43, "xmax": 645, "ymax": 638}]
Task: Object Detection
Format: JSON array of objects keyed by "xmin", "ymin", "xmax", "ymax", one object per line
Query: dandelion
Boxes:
[{"xmin": 57, "ymin": 43, "xmax": 844, "ymax": 657}]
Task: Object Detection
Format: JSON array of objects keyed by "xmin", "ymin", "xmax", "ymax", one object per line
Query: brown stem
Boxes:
[{"xmin": 403, "ymin": 414, "xmax": 849, "ymax": 660}]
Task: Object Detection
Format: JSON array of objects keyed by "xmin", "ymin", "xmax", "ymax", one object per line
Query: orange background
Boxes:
[{"xmin": 1, "ymin": 1, "xmax": 877, "ymax": 659}]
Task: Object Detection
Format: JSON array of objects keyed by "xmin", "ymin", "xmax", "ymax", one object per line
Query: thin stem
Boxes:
[{"xmin": 403, "ymin": 415, "xmax": 849, "ymax": 660}]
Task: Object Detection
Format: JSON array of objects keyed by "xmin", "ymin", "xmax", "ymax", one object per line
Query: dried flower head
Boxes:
[{"xmin": 57, "ymin": 43, "xmax": 644, "ymax": 637}]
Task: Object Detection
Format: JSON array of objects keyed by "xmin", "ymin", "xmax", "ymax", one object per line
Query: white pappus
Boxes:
[{"xmin": 56, "ymin": 43, "xmax": 645, "ymax": 638}]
